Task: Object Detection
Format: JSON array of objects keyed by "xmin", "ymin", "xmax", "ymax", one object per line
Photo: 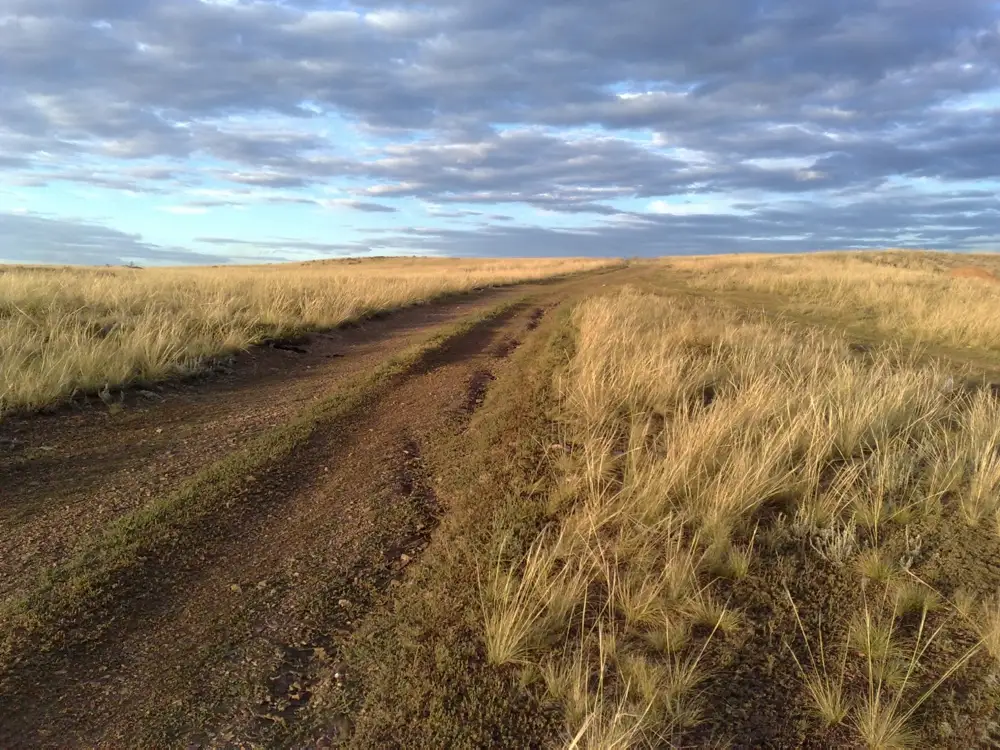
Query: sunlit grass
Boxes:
[
  {"xmin": 0, "ymin": 257, "xmax": 615, "ymax": 414},
  {"xmin": 666, "ymin": 251, "xmax": 1000, "ymax": 353},
  {"xmin": 480, "ymin": 282, "xmax": 996, "ymax": 746}
]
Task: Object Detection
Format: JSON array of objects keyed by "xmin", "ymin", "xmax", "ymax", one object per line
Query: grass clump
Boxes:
[
  {"xmin": 785, "ymin": 590, "xmax": 849, "ymax": 727},
  {"xmin": 856, "ymin": 549, "xmax": 896, "ymax": 583},
  {"xmin": 788, "ymin": 584, "xmax": 980, "ymax": 749}
]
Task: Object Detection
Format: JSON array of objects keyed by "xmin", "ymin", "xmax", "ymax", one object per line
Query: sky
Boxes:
[{"xmin": 1, "ymin": 0, "xmax": 1000, "ymax": 265}]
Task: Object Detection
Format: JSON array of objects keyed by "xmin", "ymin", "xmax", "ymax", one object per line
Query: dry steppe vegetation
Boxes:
[
  {"xmin": 482, "ymin": 286, "xmax": 1000, "ymax": 747},
  {"xmin": 470, "ymin": 253, "xmax": 1000, "ymax": 748},
  {"xmin": 665, "ymin": 250, "xmax": 1000, "ymax": 353},
  {"xmin": 0, "ymin": 256, "xmax": 613, "ymax": 415},
  {"xmin": 4, "ymin": 250, "xmax": 1000, "ymax": 749}
]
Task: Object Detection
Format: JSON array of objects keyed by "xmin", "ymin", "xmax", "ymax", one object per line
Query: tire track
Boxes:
[{"xmin": 0, "ymin": 302, "xmax": 549, "ymax": 749}]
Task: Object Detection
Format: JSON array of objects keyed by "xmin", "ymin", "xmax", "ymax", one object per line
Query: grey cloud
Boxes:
[
  {"xmin": 357, "ymin": 129, "xmax": 685, "ymax": 211},
  {"xmin": 197, "ymin": 236, "xmax": 374, "ymax": 255},
  {"xmin": 297, "ymin": 188, "xmax": 1000, "ymax": 257},
  {"xmin": 222, "ymin": 171, "xmax": 313, "ymax": 189},
  {"xmin": 327, "ymin": 199, "xmax": 398, "ymax": 213},
  {"xmin": 2, "ymin": 0, "xmax": 1000, "ymax": 259}
]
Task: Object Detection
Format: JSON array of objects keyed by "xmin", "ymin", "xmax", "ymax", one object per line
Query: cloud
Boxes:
[
  {"xmin": 323, "ymin": 198, "xmax": 399, "ymax": 212},
  {"xmin": 2, "ymin": 0, "xmax": 1000, "ymax": 261},
  {"xmin": 161, "ymin": 205, "xmax": 208, "ymax": 215},
  {"xmin": 0, "ymin": 211, "xmax": 230, "ymax": 265}
]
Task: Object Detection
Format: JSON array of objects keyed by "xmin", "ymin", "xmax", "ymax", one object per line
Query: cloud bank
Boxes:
[{"xmin": 2, "ymin": 0, "xmax": 999, "ymax": 262}]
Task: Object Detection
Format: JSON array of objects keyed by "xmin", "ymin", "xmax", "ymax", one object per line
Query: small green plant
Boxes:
[
  {"xmin": 891, "ymin": 580, "xmax": 939, "ymax": 619},
  {"xmin": 856, "ymin": 548, "xmax": 895, "ymax": 583}
]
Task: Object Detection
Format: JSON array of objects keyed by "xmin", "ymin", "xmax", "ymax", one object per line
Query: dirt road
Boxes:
[{"xmin": 0, "ymin": 267, "xmax": 632, "ymax": 748}]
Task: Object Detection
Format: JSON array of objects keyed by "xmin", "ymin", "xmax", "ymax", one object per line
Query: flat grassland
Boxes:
[
  {"xmin": 3, "ymin": 251, "xmax": 1000, "ymax": 750},
  {"xmin": 0, "ymin": 256, "xmax": 613, "ymax": 415}
]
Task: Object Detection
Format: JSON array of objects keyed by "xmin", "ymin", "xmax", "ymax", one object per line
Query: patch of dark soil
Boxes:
[
  {"xmin": 701, "ymin": 382, "xmax": 718, "ymax": 407},
  {"xmin": 464, "ymin": 369, "xmax": 497, "ymax": 414},
  {"xmin": 526, "ymin": 306, "xmax": 546, "ymax": 330},
  {"xmin": 688, "ymin": 551, "xmax": 860, "ymax": 749},
  {"xmin": 256, "ymin": 636, "xmax": 335, "ymax": 726},
  {"xmin": 491, "ymin": 335, "xmax": 521, "ymax": 359},
  {"xmin": 417, "ymin": 304, "xmax": 525, "ymax": 372},
  {"xmin": 383, "ymin": 438, "xmax": 438, "ymax": 569},
  {"xmin": 848, "ymin": 341, "xmax": 874, "ymax": 355},
  {"xmin": 266, "ymin": 340, "xmax": 310, "ymax": 354}
]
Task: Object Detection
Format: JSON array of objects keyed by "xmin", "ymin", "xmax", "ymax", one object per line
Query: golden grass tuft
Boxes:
[
  {"xmin": 785, "ymin": 590, "xmax": 849, "ymax": 727},
  {"xmin": 856, "ymin": 549, "xmax": 896, "ymax": 583},
  {"xmin": 979, "ymin": 596, "xmax": 1000, "ymax": 662}
]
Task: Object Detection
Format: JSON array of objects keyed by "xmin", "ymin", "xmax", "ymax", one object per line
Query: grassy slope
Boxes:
[{"xmin": 659, "ymin": 253, "xmax": 1000, "ymax": 363}]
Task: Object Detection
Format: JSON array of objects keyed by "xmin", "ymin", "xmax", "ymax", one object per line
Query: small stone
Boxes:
[
  {"xmin": 155, "ymin": 428, "xmax": 163, "ymax": 434},
  {"xmin": 338, "ymin": 599, "xmax": 351, "ymax": 608},
  {"xmin": 400, "ymin": 554, "xmax": 412, "ymax": 564},
  {"xmin": 230, "ymin": 583, "xmax": 242, "ymax": 593}
]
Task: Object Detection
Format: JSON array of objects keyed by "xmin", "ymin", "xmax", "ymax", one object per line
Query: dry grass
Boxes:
[
  {"xmin": 785, "ymin": 589, "xmax": 849, "ymax": 727},
  {"xmin": 665, "ymin": 251, "xmax": 1000, "ymax": 353},
  {"xmin": 481, "ymin": 283, "xmax": 998, "ymax": 746},
  {"xmin": 788, "ymin": 580, "xmax": 978, "ymax": 749},
  {"xmin": 850, "ymin": 586, "xmax": 978, "ymax": 750},
  {"xmin": 0, "ymin": 257, "xmax": 614, "ymax": 414}
]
